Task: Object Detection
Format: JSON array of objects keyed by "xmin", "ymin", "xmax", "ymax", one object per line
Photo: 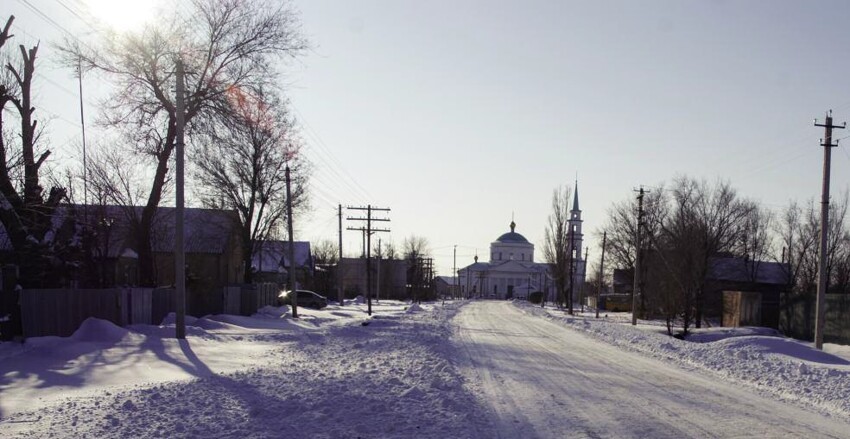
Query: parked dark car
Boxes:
[{"xmin": 278, "ymin": 290, "xmax": 328, "ymax": 309}]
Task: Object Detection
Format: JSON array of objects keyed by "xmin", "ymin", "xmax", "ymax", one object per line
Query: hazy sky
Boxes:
[{"xmin": 7, "ymin": 0, "xmax": 850, "ymax": 277}]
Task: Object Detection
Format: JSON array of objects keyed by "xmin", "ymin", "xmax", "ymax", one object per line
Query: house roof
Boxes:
[
  {"xmin": 708, "ymin": 257, "xmax": 789, "ymax": 285},
  {"xmin": 252, "ymin": 240, "xmax": 312, "ymax": 273},
  {"xmin": 435, "ymin": 276, "xmax": 457, "ymax": 285}
]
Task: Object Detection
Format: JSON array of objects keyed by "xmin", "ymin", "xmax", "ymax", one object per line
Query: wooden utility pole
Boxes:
[
  {"xmin": 338, "ymin": 204, "xmax": 344, "ymax": 307},
  {"xmin": 453, "ymin": 245, "xmax": 457, "ymax": 301},
  {"xmin": 376, "ymin": 237, "xmax": 382, "ymax": 302},
  {"xmin": 582, "ymin": 247, "xmax": 589, "ymax": 313},
  {"xmin": 814, "ymin": 111, "xmax": 845, "ymax": 349},
  {"xmin": 568, "ymin": 225, "xmax": 575, "ymax": 315},
  {"xmin": 597, "ymin": 231, "xmax": 607, "ymax": 319},
  {"xmin": 286, "ymin": 166, "xmax": 298, "ymax": 318},
  {"xmin": 174, "ymin": 59, "xmax": 186, "ymax": 340},
  {"xmin": 632, "ymin": 186, "xmax": 647, "ymax": 326},
  {"xmin": 77, "ymin": 57, "xmax": 88, "ymax": 216},
  {"xmin": 347, "ymin": 205, "xmax": 390, "ymax": 315}
]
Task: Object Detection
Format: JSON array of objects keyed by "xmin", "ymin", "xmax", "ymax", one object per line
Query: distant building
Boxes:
[
  {"xmin": 338, "ymin": 257, "xmax": 408, "ymax": 300},
  {"xmin": 251, "ymin": 240, "xmax": 313, "ymax": 287},
  {"xmin": 435, "ymin": 276, "xmax": 458, "ymax": 298},
  {"xmin": 458, "ymin": 185, "xmax": 587, "ymax": 301}
]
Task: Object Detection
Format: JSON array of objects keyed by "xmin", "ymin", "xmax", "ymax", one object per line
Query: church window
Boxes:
[
  {"xmin": 494, "ymin": 285, "xmax": 498, "ymax": 294},
  {"xmin": 521, "ymin": 254, "xmax": 525, "ymax": 261},
  {"xmin": 499, "ymin": 252, "xmax": 502, "ymax": 260}
]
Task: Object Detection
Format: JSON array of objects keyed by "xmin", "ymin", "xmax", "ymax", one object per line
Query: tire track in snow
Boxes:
[{"xmin": 451, "ymin": 301, "xmax": 850, "ymax": 439}]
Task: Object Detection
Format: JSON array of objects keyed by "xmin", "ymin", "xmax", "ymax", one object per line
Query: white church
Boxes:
[{"xmin": 457, "ymin": 186, "xmax": 586, "ymax": 302}]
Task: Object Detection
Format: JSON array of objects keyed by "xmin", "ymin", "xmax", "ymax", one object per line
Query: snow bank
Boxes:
[
  {"xmin": 513, "ymin": 301, "xmax": 850, "ymax": 420},
  {"xmin": 71, "ymin": 318, "xmax": 138, "ymax": 344},
  {"xmin": 252, "ymin": 305, "xmax": 289, "ymax": 319},
  {"xmin": 0, "ymin": 300, "xmax": 495, "ymax": 438},
  {"xmin": 405, "ymin": 303, "xmax": 424, "ymax": 313}
]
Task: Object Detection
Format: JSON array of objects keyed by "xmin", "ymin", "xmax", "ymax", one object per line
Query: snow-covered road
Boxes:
[{"xmin": 452, "ymin": 301, "xmax": 850, "ymax": 439}]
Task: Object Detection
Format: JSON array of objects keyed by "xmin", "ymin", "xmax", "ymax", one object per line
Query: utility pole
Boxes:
[
  {"xmin": 453, "ymin": 245, "xmax": 457, "ymax": 301},
  {"xmin": 347, "ymin": 205, "xmax": 391, "ymax": 315},
  {"xmin": 597, "ymin": 231, "xmax": 607, "ymax": 319},
  {"xmin": 814, "ymin": 111, "xmax": 845, "ymax": 349},
  {"xmin": 542, "ymin": 273, "xmax": 548, "ymax": 308},
  {"xmin": 77, "ymin": 57, "xmax": 88, "ymax": 217},
  {"xmin": 286, "ymin": 166, "xmax": 298, "ymax": 318},
  {"xmin": 338, "ymin": 204, "xmax": 344, "ymax": 307},
  {"xmin": 568, "ymin": 225, "xmax": 575, "ymax": 315},
  {"xmin": 582, "ymin": 247, "xmax": 589, "ymax": 313},
  {"xmin": 632, "ymin": 186, "xmax": 647, "ymax": 326},
  {"xmin": 174, "ymin": 59, "xmax": 186, "ymax": 340},
  {"xmin": 376, "ymin": 237, "xmax": 381, "ymax": 302}
]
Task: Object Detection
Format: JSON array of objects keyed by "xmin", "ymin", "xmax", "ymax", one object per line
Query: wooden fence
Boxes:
[
  {"xmin": 783, "ymin": 294, "xmax": 850, "ymax": 344},
  {"xmin": 17, "ymin": 284, "xmax": 280, "ymax": 338},
  {"xmin": 224, "ymin": 283, "xmax": 279, "ymax": 316},
  {"xmin": 20, "ymin": 288, "xmax": 156, "ymax": 338}
]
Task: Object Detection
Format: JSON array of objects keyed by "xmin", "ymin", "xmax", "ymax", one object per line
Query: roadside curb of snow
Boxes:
[{"xmin": 512, "ymin": 301, "xmax": 850, "ymax": 422}]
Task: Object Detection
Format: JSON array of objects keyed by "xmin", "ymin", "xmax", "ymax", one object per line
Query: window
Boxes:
[
  {"xmin": 521, "ymin": 254, "xmax": 525, "ymax": 261},
  {"xmin": 499, "ymin": 252, "xmax": 502, "ymax": 260}
]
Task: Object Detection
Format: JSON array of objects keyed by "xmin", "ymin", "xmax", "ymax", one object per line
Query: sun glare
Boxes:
[{"xmin": 84, "ymin": 0, "xmax": 158, "ymax": 31}]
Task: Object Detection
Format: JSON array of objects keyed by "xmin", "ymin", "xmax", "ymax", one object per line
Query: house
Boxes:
[
  {"xmin": 434, "ymin": 276, "xmax": 458, "ymax": 298},
  {"xmin": 611, "ymin": 268, "xmax": 634, "ymax": 296},
  {"xmin": 251, "ymin": 240, "xmax": 313, "ymax": 287},
  {"xmin": 0, "ymin": 204, "xmax": 245, "ymax": 316},
  {"xmin": 338, "ymin": 257, "xmax": 408, "ymax": 301},
  {"xmin": 706, "ymin": 257, "xmax": 789, "ymax": 329}
]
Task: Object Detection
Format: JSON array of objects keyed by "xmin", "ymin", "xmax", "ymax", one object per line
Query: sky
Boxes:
[{"xmin": 5, "ymin": 0, "xmax": 850, "ymax": 277}]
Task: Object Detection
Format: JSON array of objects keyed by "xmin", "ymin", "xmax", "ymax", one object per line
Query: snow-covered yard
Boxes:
[{"xmin": 2, "ymin": 298, "xmax": 849, "ymax": 437}]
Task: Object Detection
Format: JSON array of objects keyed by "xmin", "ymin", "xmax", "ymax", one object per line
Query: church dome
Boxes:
[
  {"xmin": 496, "ymin": 220, "xmax": 529, "ymax": 244},
  {"xmin": 496, "ymin": 231, "xmax": 529, "ymax": 243}
]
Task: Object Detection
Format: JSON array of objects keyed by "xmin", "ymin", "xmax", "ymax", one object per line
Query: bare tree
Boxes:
[
  {"xmin": 600, "ymin": 187, "xmax": 666, "ymax": 272},
  {"xmin": 193, "ymin": 89, "xmax": 308, "ymax": 283},
  {"xmin": 59, "ymin": 0, "xmax": 306, "ymax": 286},
  {"xmin": 312, "ymin": 239, "xmax": 339, "ymax": 266},
  {"xmin": 384, "ymin": 239, "xmax": 397, "ymax": 260},
  {"xmin": 736, "ymin": 201, "xmax": 774, "ymax": 282},
  {"xmin": 403, "ymin": 235, "xmax": 430, "ymax": 259},
  {"xmin": 403, "ymin": 235, "xmax": 431, "ymax": 302},
  {"xmin": 543, "ymin": 185, "xmax": 571, "ymax": 310},
  {"xmin": 0, "ymin": 16, "xmax": 68, "ymax": 286}
]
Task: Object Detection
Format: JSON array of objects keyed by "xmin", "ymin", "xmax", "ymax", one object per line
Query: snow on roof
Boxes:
[{"xmin": 251, "ymin": 240, "xmax": 312, "ymax": 273}]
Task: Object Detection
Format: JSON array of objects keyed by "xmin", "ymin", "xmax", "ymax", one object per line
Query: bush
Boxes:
[{"xmin": 528, "ymin": 291, "xmax": 544, "ymax": 304}]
